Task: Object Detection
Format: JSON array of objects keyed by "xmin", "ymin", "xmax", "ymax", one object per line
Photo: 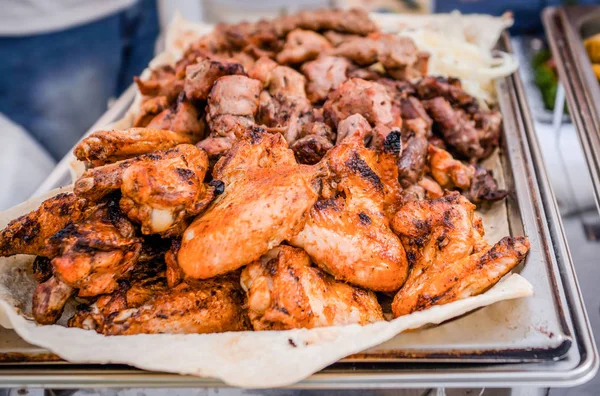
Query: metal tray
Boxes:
[
  {"xmin": 543, "ymin": 6, "xmax": 600, "ymax": 209},
  {"xmin": 0, "ymin": 33, "xmax": 596, "ymax": 388}
]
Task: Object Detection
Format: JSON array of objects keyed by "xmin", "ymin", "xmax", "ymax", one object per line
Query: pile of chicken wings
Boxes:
[{"xmin": 0, "ymin": 9, "xmax": 530, "ymax": 335}]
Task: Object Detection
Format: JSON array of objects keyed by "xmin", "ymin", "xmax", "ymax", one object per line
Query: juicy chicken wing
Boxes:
[
  {"xmin": 390, "ymin": 192, "xmax": 529, "ymax": 316},
  {"xmin": 72, "ymin": 273, "xmax": 248, "ymax": 335},
  {"xmin": 291, "ymin": 118, "xmax": 408, "ymax": 292},
  {"xmin": 75, "ymin": 144, "xmax": 216, "ymax": 236},
  {"xmin": 74, "ymin": 128, "xmax": 197, "ymax": 167},
  {"xmin": 241, "ymin": 246, "xmax": 383, "ymax": 330},
  {"xmin": 178, "ymin": 131, "xmax": 323, "ymax": 279},
  {"xmin": 0, "ymin": 193, "xmax": 87, "ymax": 257}
]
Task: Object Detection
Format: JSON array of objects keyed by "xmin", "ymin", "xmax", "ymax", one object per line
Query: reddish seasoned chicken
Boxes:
[
  {"xmin": 178, "ymin": 131, "xmax": 323, "ymax": 279},
  {"xmin": 74, "ymin": 128, "xmax": 198, "ymax": 167},
  {"xmin": 302, "ymin": 55, "xmax": 352, "ymax": 103},
  {"xmin": 75, "ymin": 144, "xmax": 216, "ymax": 236},
  {"xmin": 276, "ymin": 29, "xmax": 332, "ymax": 64},
  {"xmin": 241, "ymin": 246, "xmax": 383, "ymax": 330},
  {"xmin": 291, "ymin": 118, "xmax": 408, "ymax": 292},
  {"xmin": 70, "ymin": 272, "xmax": 248, "ymax": 335},
  {"xmin": 390, "ymin": 192, "xmax": 529, "ymax": 317}
]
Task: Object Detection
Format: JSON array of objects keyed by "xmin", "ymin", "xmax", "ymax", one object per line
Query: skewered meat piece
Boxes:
[
  {"xmin": 75, "ymin": 144, "xmax": 216, "ymax": 236},
  {"xmin": 0, "ymin": 193, "xmax": 87, "ymax": 258},
  {"xmin": 184, "ymin": 57, "xmax": 246, "ymax": 101},
  {"xmin": 423, "ymin": 97, "xmax": 485, "ymax": 159},
  {"xmin": 74, "ymin": 128, "xmax": 198, "ymax": 167},
  {"xmin": 199, "ymin": 75, "xmax": 263, "ymax": 158},
  {"xmin": 276, "ymin": 29, "xmax": 332, "ymax": 64},
  {"xmin": 250, "ymin": 57, "xmax": 313, "ymax": 144},
  {"xmin": 71, "ymin": 272, "xmax": 248, "ymax": 335},
  {"xmin": 324, "ymin": 78, "xmax": 399, "ymax": 130},
  {"xmin": 178, "ymin": 130, "xmax": 323, "ymax": 279},
  {"xmin": 146, "ymin": 94, "xmax": 205, "ymax": 140},
  {"xmin": 390, "ymin": 192, "xmax": 529, "ymax": 317},
  {"xmin": 291, "ymin": 118, "xmax": 408, "ymax": 292},
  {"xmin": 241, "ymin": 246, "xmax": 383, "ymax": 330},
  {"xmin": 302, "ymin": 55, "xmax": 352, "ymax": 103}
]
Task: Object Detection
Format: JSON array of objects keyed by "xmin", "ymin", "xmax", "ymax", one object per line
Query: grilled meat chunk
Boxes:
[
  {"xmin": 184, "ymin": 57, "xmax": 246, "ymax": 101},
  {"xmin": 302, "ymin": 55, "xmax": 352, "ymax": 103},
  {"xmin": 277, "ymin": 29, "xmax": 332, "ymax": 64}
]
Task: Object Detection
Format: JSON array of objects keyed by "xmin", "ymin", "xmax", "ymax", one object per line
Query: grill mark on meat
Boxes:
[
  {"xmin": 358, "ymin": 212, "xmax": 372, "ymax": 225},
  {"xmin": 383, "ymin": 130, "xmax": 402, "ymax": 154},
  {"xmin": 345, "ymin": 152, "xmax": 383, "ymax": 190}
]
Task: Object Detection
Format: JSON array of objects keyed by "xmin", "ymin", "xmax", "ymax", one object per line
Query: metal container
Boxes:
[
  {"xmin": 0, "ymin": 32, "xmax": 596, "ymax": 388},
  {"xmin": 543, "ymin": 6, "xmax": 600, "ymax": 209}
]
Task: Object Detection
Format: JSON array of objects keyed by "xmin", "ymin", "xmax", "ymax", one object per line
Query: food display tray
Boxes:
[
  {"xmin": 543, "ymin": 6, "xmax": 600, "ymax": 209},
  {"xmin": 0, "ymin": 32, "xmax": 596, "ymax": 388}
]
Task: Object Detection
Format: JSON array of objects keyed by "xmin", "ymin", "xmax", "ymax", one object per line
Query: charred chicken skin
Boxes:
[
  {"xmin": 291, "ymin": 116, "xmax": 409, "ymax": 292},
  {"xmin": 390, "ymin": 192, "xmax": 529, "ymax": 317},
  {"xmin": 178, "ymin": 130, "xmax": 323, "ymax": 279},
  {"xmin": 241, "ymin": 246, "xmax": 383, "ymax": 330}
]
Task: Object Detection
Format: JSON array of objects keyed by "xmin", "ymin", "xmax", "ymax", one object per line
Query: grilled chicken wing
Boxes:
[
  {"xmin": 291, "ymin": 117, "xmax": 408, "ymax": 292},
  {"xmin": 0, "ymin": 193, "xmax": 87, "ymax": 258},
  {"xmin": 178, "ymin": 130, "xmax": 323, "ymax": 279},
  {"xmin": 71, "ymin": 272, "xmax": 248, "ymax": 335},
  {"xmin": 74, "ymin": 128, "xmax": 197, "ymax": 167},
  {"xmin": 390, "ymin": 192, "xmax": 529, "ymax": 317},
  {"xmin": 75, "ymin": 144, "xmax": 216, "ymax": 236},
  {"xmin": 241, "ymin": 246, "xmax": 383, "ymax": 330}
]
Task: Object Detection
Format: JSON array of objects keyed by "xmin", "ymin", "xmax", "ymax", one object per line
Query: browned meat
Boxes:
[
  {"xmin": 291, "ymin": 134, "xmax": 334, "ymax": 165},
  {"xmin": 416, "ymin": 76, "xmax": 476, "ymax": 109},
  {"xmin": 302, "ymin": 55, "xmax": 352, "ymax": 103},
  {"xmin": 324, "ymin": 78, "xmax": 399, "ymax": 128},
  {"xmin": 272, "ymin": 8, "xmax": 378, "ymax": 37},
  {"xmin": 464, "ymin": 166, "xmax": 508, "ymax": 204},
  {"xmin": 250, "ymin": 57, "xmax": 313, "ymax": 143},
  {"xmin": 241, "ymin": 246, "xmax": 383, "ymax": 330},
  {"xmin": 423, "ymin": 97, "xmax": 485, "ymax": 159},
  {"xmin": 0, "ymin": 193, "xmax": 87, "ymax": 258},
  {"xmin": 323, "ymin": 30, "xmax": 361, "ymax": 46},
  {"xmin": 276, "ymin": 29, "xmax": 332, "ymax": 64},
  {"xmin": 473, "ymin": 109, "xmax": 503, "ymax": 158},
  {"xmin": 32, "ymin": 256, "xmax": 52, "ymax": 283},
  {"xmin": 32, "ymin": 276, "xmax": 75, "ymax": 324},
  {"xmin": 397, "ymin": 128, "xmax": 428, "ymax": 188},
  {"xmin": 184, "ymin": 57, "xmax": 246, "ymax": 101},
  {"xmin": 200, "ymin": 75, "xmax": 263, "ymax": 157},
  {"xmin": 133, "ymin": 96, "xmax": 170, "ymax": 128},
  {"xmin": 400, "ymin": 97, "xmax": 432, "ymax": 128},
  {"xmin": 428, "ymin": 144, "xmax": 474, "ymax": 190},
  {"xmin": 74, "ymin": 128, "xmax": 197, "ymax": 167},
  {"xmin": 134, "ymin": 65, "xmax": 183, "ymax": 103},
  {"xmin": 146, "ymin": 95, "xmax": 205, "ymax": 140}
]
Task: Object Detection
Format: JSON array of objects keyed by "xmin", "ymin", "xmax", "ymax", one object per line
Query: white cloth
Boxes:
[
  {"xmin": 0, "ymin": 114, "xmax": 56, "ymax": 211},
  {"xmin": 0, "ymin": 0, "xmax": 136, "ymax": 36}
]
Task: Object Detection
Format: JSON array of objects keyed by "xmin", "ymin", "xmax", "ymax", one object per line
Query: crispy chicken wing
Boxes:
[
  {"xmin": 390, "ymin": 192, "xmax": 529, "ymax": 316},
  {"xmin": 0, "ymin": 193, "xmax": 87, "ymax": 257},
  {"xmin": 75, "ymin": 144, "xmax": 216, "ymax": 236},
  {"xmin": 241, "ymin": 246, "xmax": 383, "ymax": 330},
  {"xmin": 291, "ymin": 118, "xmax": 408, "ymax": 292},
  {"xmin": 71, "ymin": 272, "xmax": 248, "ymax": 335},
  {"xmin": 74, "ymin": 128, "xmax": 197, "ymax": 167},
  {"xmin": 178, "ymin": 131, "xmax": 323, "ymax": 279}
]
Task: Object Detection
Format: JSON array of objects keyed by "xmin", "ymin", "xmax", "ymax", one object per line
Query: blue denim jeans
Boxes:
[{"xmin": 0, "ymin": 0, "xmax": 159, "ymax": 160}]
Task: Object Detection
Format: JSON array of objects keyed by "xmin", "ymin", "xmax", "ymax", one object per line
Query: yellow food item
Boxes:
[{"xmin": 584, "ymin": 33, "xmax": 600, "ymax": 63}]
